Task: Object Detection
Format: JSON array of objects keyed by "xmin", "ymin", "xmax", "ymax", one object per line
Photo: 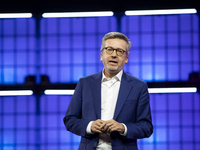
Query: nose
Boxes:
[{"xmin": 111, "ymin": 49, "xmax": 117, "ymax": 57}]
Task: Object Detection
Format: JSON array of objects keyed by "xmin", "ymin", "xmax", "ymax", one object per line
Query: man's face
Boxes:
[{"xmin": 100, "ymin": 38, "xmax": 129, "ymax": 77}]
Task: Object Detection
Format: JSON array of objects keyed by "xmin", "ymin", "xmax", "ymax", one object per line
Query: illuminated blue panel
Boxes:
[
  {"xmin": 46, "ymin": 18, "xmax": 58, "ymax": 34},
  {"xmin": 85, "ymin": 18, "xmax": 96, "ymax": 33},
  {"xmin": 182, "ymin": 127, "xmax": 193, "ymax": 142},
  {"xmin": 141, "ymin": 16, "xmax": 152, "ymax": 32},
  {"xmin": 60, "ymin": 36, "xmax": 71, "ymax": 49},
  {"xmin": 60, "ymin": 51, "xmax": 70, "ymax": 64},
  {"xmin": 129, "ymin": 65, "xmax": 139, "ymax": 78},
  {"xmin": 16, "ymin": 37, "xmax": 27, "ymax": 49},
  {"xmin": 169, "ymin": 143, "xmax": 182, "ymax": 150},
  {"xmin": 156, "ymin": 144, "xmax": 167, "ymax": 150},
  {"xmin": 60, "ymin": 66, "xmax": 71, "ymax": 83},
  {"xmin": 167, "ymin": 33, "xmax": 178, "ymax": 46},
  {"xmin": 3, "ymin": 130, "xmax": 14, "ymax": 144},
  {"xmin": 3, "ymin": 19, "xmax": 14, "ymax": 35},
  {"xmin": 86, "ymin": 50, "xmax": 98, "ymax": 64},
  {"xmin": 3, "ymin": 52, "xmax": 14, "ymax": 66},
  {"xmin": 47, "ymin": 51, "xmax": 58, "ymax": 65},
  {"xmin": 97, "ymin": 17, "xmax": 117, "ymax": 32},
  {"xmin": 180, "ymin": 15, "xmax": 191, "ymax": 31},
  {"xmin": 72, "ymin": 18, "xmax": 83, "ymax": 33},
  {"xmin": 60, "ymin": 19, "xmax": 70, "ymax": 34},
  {"xmin": 142, "ymin": 65, "xmax": 152, "ymax": 81},
  {"xmin": 16, "ymin": 52, "xmax": 26, "ymax": 65},
  {"xmin": 73, "ymin": 51, "xmax": 83, "ymax": 64},
  {"xmin": 167, "ymin": 15, "xmax": 178, "ymax": 31},
  {"xmin": 122, "ymin": 14, "xmax": 199, "ymax": 82},
  {"xmin": 168, "ymin": 64, "xmax": 179, "ymax": 80},
  {"xmin": 16, "ymin": 67, "xmax": 27, "ymax": 83},
  {"xmin": 2, "ymin": 37, "xmax": 14, "ymax": 51},
  {"xmin": 39, "ymin": 15, "xmax": 119, "ymax": 83},
  {"xmin": 182, "ymin": 112, "xmax": 193, "ymax": 126},
  {"xmin": 169, "ymin": 112, "xmax": 180, "ymax": 126},
  {"xmin": 3, "ymin": 115, "xmax": 14, "ymax": 128},
  {"xmin": 155, "ymin": 113, "xmax": 167, "ymax": 126},
  {"xmin": 154, "ymin": 33, "xmax": 165, "ymax": 46},
  {"xmin": 129, "ymin": 34, "xmax": 140, "ymax": 47},
  {"xmin": 86, "ymin": 66, "xmax": 97, "ymax": 75},
  {"xmin": 141, "ymin": 34, "xmax": 152, "ymax": 47},
  {"xmin": 72, "ymin": 35, "xmax": 83, "ymax": 49},
  {"xmin": 154, "ymin": 16, "xmax": 165, "ymax": 32},
  {"xmin": 155, "ymin": 64, "xmax": 166, "ymax": 81},
  {"xmin": 3, "ymin": 97, "xmax": 15, "ymax": 113},
  {"xmin": 1, "ymin": 18, "xmax": 35, "ymax": 84},
  {"xmin": 156, "ymin": 128, "xmax": 167, "ymax": 142},
  {"xmin": 168, "ymin": 94, "xmax": 180, "ymax": 110},
  {"xmin": 142, "ymin": 49, "xmax": 152, "ymax": 62},
  {"xmin": 85, "ymin": 35, "xmax": 97, "ymax": 49},
  {"xmin": 168, "ymin": 48, "xmax": 179, "ymax": 62},
  {"xmin": 155, "ymin": 94, "xmax": 167, "ymax": 110},
  {"xmin": 142, "ymin": 145, "xmax": 154, "ymax": 150},
  {"xmin": 16, "ymin": 130, "xmax": 27, "ymax": 144},
  {"xmin": 73, "ymin": 66, "xmax": 83, "ymax": 82},
  {"xmin": 47, "ymin": 66, "xmax": 58, "ymax": 83},
  {"xmin": 47, "ymin": 36, "xmax": 58, "ymax": 49},
  {"xmin": 16, "ymin": 115, "xmax": 27, "ymax": 128},
  {"xmin": 129, "ymin": 49, "xmax": 139, "ymax": 63},
  {"xmin": 181, "ymin": 64, "xmax": 192, "ymax": 80}
]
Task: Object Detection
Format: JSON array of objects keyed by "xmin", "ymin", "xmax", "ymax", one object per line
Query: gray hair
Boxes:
[{"xmin": 101, "ymin": 32, "xmax": 131, "ymax": 55}]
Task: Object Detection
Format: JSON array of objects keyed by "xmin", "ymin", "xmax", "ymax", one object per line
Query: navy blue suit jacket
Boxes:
[{"xmin": 63, "ymin": 71, "xmax": 153, "ymax": 150}]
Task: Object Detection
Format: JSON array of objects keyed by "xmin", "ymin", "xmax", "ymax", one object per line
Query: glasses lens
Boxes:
[
  {"xmin": 116, "ymin": 49, "xmax": 123, "ymax": 56},
  {"xmin": 106, "ymin": 47, "xmax": 113, "ymax": 54}
]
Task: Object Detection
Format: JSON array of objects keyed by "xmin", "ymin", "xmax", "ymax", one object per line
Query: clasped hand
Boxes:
[{"xmin": 91, "ymin": 119, "xmax": 125, "ymax": 134}]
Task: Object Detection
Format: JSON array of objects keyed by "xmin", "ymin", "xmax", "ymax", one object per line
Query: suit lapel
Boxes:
[
  {"xmin": 113, "ymin": 72, "xmax": 133, "ymax": 120},
  {"xmin": 89, "ymin": 72, "xmax": 102, "ymax": 119}
]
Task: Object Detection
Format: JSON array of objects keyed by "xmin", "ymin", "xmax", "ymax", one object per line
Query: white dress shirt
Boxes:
[{"xmin": 86, "ymin": 69, "xmax": 127, "ymax": 150}]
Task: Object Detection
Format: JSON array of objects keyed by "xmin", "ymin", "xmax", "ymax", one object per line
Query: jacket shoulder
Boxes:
[
  {"xmin": 79, "ymin": 72, "xmax": 101, "ymax": 81},
  {"xmin": 124, "ymin": 72, "xmax": 147, "ymax": 84}
]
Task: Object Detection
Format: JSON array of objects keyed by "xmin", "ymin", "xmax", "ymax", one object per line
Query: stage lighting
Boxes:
[
  {"xmin": 148, "ymin": 87, "xmax": 197, "ymax": 93},
  {"xmin": 44, "ymin": 90, "xmax": 75, "ymax": 95},
  {"xmin": 0, "ymin": 13, "xmax": 32, "ymax": 18},
  {"xmin": 0, "ymin": 90, "xmax": 33, "ymax": 96},
  {"xmin": 42, "ymin": 11, "xmax": 114, "ymax": 18},
  {"xmin": 125, "ymin": 9, "xmax": 197, "ymax": 16}
]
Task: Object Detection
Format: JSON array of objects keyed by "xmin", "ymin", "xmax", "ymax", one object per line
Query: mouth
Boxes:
[{"xmin": 109, "ymin": 60, "xmax": 118, "ymax": 65}]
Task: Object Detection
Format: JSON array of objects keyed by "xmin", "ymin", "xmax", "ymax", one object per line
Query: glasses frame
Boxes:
[{"xmin": 103, "ymin": 46, "xmax": 127, "ymax": 56}]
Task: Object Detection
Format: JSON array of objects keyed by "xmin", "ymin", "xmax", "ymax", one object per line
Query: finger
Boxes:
[{"xmin": 92, "ymin": 125, "xmax": 104, "ymax": 133}]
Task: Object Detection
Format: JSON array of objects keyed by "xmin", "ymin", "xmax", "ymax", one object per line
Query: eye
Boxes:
[
  {"xmin": 107, "ymin": 47, "xmax": 113, "ymax": 51},
  {"xmin": 117, "ymin": 49, "xmax": 123, "ymax": 53}
]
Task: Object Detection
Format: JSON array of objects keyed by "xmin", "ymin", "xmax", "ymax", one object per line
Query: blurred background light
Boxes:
[
  {"xmin": 0, "ymin": 90, "xmax": 33, "ymax": 96},
  {"xmin": 44, "ymin": 89, "xmax": 74, "ymax": 95},
  {"xmin": 125, "ymin": 8, "xmax": 197, "ymax": 16},
  {"xmin": 0, "ymin": 13, "xmax": 32, "ymax": 18},
  {"xmin": 42, "ymin": 11, "xmax": 114, "ymax": 18},
  {"xmin": 148, "ymin": 87, "xmax": 197, "ymax": 93}
]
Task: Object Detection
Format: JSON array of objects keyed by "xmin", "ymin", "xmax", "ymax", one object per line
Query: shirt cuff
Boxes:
[
  {"xmin": 120, "ymin": 123, "xmax": 127, "ymax": 136},
  {"xmin": 86, "ymin": 121, "xmax": 94, "ymax": 134}
]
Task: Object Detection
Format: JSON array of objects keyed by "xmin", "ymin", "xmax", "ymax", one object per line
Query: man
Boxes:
[{"xmin": 63, "ymin": 32, "xmax": 153, "ymax": 150}]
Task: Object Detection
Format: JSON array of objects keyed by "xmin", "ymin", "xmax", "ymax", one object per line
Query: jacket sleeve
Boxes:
[
  {"xmin": 125, "ymin": 83, "xmax": 153, "ymax": 139},
  {"xmin": 63, "ymin": 79, "xmax": 89, "ymax": 137}
]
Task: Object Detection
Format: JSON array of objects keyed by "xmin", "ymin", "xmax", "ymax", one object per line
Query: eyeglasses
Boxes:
[{"xmin": 103, "ymin": 47, "xmax": 127, "ymax": 56}]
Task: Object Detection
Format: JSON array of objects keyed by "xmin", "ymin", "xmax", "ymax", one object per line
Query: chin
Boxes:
[{"xmin": 108, "ymin": 67, "xmax": 120, "ymax": 73}]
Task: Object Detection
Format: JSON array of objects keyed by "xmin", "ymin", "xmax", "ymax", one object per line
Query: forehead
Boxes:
[{"xmin": 105, "ymin": 38, "xmax": 127, "ymax": 49}]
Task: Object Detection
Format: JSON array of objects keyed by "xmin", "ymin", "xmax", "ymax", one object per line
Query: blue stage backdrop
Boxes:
[{"xmin": 0, "ymin": 14, "xmax": 200, "ymax": 150}]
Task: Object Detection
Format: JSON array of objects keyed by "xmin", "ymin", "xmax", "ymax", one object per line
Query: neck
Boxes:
[{"xmin": 104, "ymin": 69, "xmax": 121, "ymax": 78}]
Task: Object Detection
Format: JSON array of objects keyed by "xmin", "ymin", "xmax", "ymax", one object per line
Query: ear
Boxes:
[
  {"xmin": 125, "ymin": 56, "xmax": 129, "ymax": 63},
  {"xmin": 100, "ymin": 52, "xmax": 103, "ymax": 61}
]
